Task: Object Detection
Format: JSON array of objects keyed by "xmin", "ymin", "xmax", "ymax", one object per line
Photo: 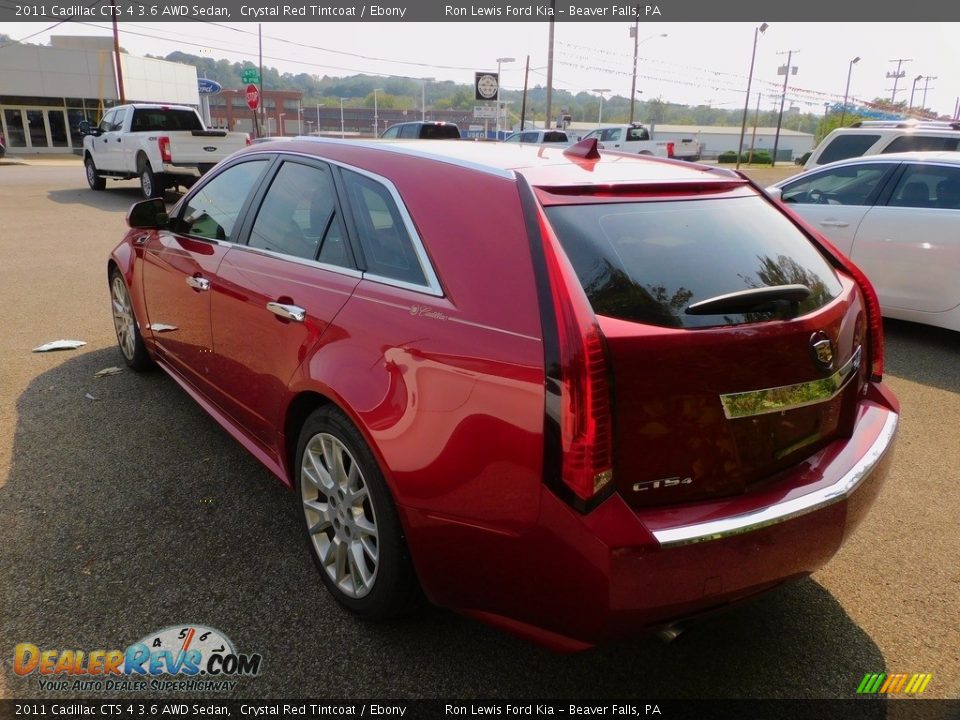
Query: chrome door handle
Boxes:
[
  {"xmin": 185, "ymin": 276, "xmax": 210, "ymax": 291},
  {"xmin": 266, "ymin": 302, "xmax": 306, "ymax": 322},
  {"xmin": 820, "ymin": 220, "xmax": 849, "ymax": 227}
]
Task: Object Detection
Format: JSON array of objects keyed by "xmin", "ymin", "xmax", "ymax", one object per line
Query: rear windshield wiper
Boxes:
[{"xmin": 685, "ymin": 284, "xmax": 811, "ymax": 316}]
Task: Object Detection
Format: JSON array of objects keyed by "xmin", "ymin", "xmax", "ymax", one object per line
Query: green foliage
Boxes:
[
  {"xmin": 717, "ymin": 150, "xmax": 772, "ymax": 165},
  {"xmin": 816, "ymin": 112, "xmax": 868, "ymax": 143}
]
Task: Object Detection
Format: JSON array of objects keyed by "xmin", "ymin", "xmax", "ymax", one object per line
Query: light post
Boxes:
[
  {"xmin": 736, "ymin": 22, "xmax": 768, "ymax": 170},
  {"xmin": 908, "ymin": 74, "xmax": 923, "ymax": 112},
  {"xmin": 495, "ymin": 57, "xmax": 515, "ymax": 138},
  {"xmin": 840, "ymin": 56, "xmax": 860, "ymax": 126},
  {"xmin": 373, "ymin": 88, "xmax": 382, "ymax": 137},
  {"xmin": 340, "ymin": 98, "xmax": 346, "ymax": 138},
  {"xmin": 593, "ymin": 88, "xmax": 611, "ymax": 127},
  {"xmin": 278, "ymin": 112, "xmax": 285, "ymax": 136},
  {"xmin": 771, "ymin": 49, "xmax": 799, "ymax": 167},
  {"xmin": 628, "ymin": 28, "xmax": 667, "ymax": 125},
  {"xmin": 420, "ymin": 77, "xmax": 435, "ymax": 122}
]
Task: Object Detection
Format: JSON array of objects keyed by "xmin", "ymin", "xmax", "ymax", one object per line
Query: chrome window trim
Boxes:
[
  {"xmin": 651, "ymin": 410, "xmax": 898, "ymax": 548},
  {"xmin": 335, "ymin": 160, "xmax": 444, "ymax": 297},
  {"xmin": 719, "ymin": 346, "xmax": 862, "ymax": 420},
  {"xmin": 226, "ymin": 243, "xmax": 363, "ymax": 279}
]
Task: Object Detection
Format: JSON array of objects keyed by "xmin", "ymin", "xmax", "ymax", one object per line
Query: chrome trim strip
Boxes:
[
  {"xmin": 651, "ymin": 411, "xmax": 898, "ymax": 548},
  {"xmin": 226, "ymin": 243, "xmax": 363, "ymax": 280},
  {"xmin": 719, "ymin": 346, "xmax": 862, "ymax": 420}
]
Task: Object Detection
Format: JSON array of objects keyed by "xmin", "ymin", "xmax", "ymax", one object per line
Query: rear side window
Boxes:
[
  {"xmin": 398, "ymin": 124, "xmax": 418, "ymax": 139},
  {"xmin": 420, "ymin": 124, "xmax": 459, "ymax": 139},
  {"xmin": 816, "ymin": 134, "xmax": 881, "ymax": 164},
  {"xmin": 543, "ymin": 131, "xmax": 569, "ymax": 143},
  {"xmin": 342, "ymin": 169, "xmax": 429, "ymax": 287},
  {"xmin": 887, "ymin": 164, "xmax": 960, "ymax": 209},
  {"xmin": 881, "ymin": 135, "xmax": 960, "ymax": 153},
  {"xmin": 381, "ymin": 126, "xmax": 400, "ymax": 139},
  {"xmin": 544, "ymin": 196, "xmax": 843, "ymax": 329}
]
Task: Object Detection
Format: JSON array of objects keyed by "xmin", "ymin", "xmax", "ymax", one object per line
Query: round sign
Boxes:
[
  {"xmin": 476, "ymin": 73, "xmax": 499, "ymax": 100},
  {"xmin": 197, "ymin": 78, "xmax": 223, "ymax": 96},
  {"xmin": 245, "ymin": 84, "xmax": 260, "ymax": 110}
]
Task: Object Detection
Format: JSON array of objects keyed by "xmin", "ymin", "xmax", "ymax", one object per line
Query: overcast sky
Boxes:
[{"xmin": 5, "ymin": 21, "xmax": 959, "ymax": 117}]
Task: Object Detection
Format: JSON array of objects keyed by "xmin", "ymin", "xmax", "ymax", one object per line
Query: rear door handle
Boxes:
[
  {"xmin": 820, "ymin": 220, "xmax": 849, "ymax": 227},
  {"xmin": 185, "ymin": 276, "xmax": 210, "ymax": 291},
  {"xmin": 266, "ymin": 302, "xmax": 305, "ymax": 322}
]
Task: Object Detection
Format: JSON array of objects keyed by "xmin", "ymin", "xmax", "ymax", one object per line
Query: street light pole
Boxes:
[
  {"xmin": 373, "ymin": 88, "xmax": 380, "ymax": 137},
  {"xmin": 592, "ymin": 89, "xmax": 611, "ymax": 127},
  {"xmin": 771, "ymin": 49, "xmax": 798, "ymax": 167},
  {"xmin": 909, "ymin": 74, "xmax": 923, "ymax": 112},
  {"xmin": 736, "ymin": 22, "xmax": 768, "ymax": 170},
  {"xmin": 495, "ymin": 57, "xmax": 515, "ymax": 139},
  {"xmin": 628, "ymin": 27, "xmax": 667, "ymax": 125},
  {"xmin": 840, "ymin": 55, "xmax": 860, "ymax": 126},
  {"xmin": 421, "ymin": 77, "xmax": 435, "ymax": 122},
  {"xmin": 340, "ymin": 98, "xmax": 345, "ymax": 138}
]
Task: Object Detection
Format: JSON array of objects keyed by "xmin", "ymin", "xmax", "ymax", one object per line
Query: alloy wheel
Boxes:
[
  {"xmin": 111, "ymin": 275, "xmax": 136, "ymax": 361},
  {"xmin": 301, "ymin": 432, "xmax": 379, "ymax": 599}
]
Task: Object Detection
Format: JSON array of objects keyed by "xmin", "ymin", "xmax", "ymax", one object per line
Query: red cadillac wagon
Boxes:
[{"xmin": 109, "ymin": 138, "xmax": 898, "ymax": 650}]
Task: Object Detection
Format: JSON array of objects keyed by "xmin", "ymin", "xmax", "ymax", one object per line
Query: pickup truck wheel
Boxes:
[
  {"xmin": 85, "ymin": 157, "xmax": 106, "ymax": 190},
  {"xmin": 138, "ymin": 158, "xmax": 163, "ymax": 199}
]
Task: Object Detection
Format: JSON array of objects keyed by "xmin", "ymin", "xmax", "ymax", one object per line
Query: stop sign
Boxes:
[{"xmin": 245, "ymin": 84, "xmax": 260, "ymax": 110}]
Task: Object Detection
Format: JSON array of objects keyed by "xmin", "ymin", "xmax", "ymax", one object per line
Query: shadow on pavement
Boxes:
[
  {"xmin": 883, "ymin": 318, "xmax": 960, "ymax": 394},
  {"xmin": 47, "ymin": 186, "xmax": 182, "ymax": 213},
  {"xmin": 1, "ymin": 348, "xmax": 886, "ymax": 701}
]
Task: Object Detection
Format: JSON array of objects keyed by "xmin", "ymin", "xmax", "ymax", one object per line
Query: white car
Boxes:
[
  {"xmin": 803, "ymin": 120, "xmax": 960, "ymax": 170},
  {"xmin": 502, "ymin": 129, "xmax": 572, "ymax": 145},
  {"xmin": 768, "ymin": 151, "xmax": 960, "ymax": 332}
]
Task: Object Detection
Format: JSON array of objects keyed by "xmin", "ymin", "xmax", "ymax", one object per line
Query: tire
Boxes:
[
  {"xmin": 138, "ymin": 156, "xmax": 164, "ymax": 199},
  {"xmin": 85, "ymin": 156, "xmax": 106, "ymax": 190},
  {"xmin": 109, "ymin": 268, "xmax": 153, "ymax": 371},
  {"xmin": 295, "ymin": 406, "xmax": 417, "ymax": 620}
]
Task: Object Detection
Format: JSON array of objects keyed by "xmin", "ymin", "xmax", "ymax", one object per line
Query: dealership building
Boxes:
[{"xmin": 0, "ymin": 35, "xmax": 199, "ymax": 154}]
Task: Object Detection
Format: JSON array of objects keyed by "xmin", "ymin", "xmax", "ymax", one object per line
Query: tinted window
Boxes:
[
  {"xmin": 816, "ymin": 134, "xmax": 881, "ymax": 164},
  {"xmin": 887, "ymin": 164, "xmax": 960, "ymax": 209},
  {"xmin": 545, "ymin": 196, "xmax": 842, "ymax": 329},
  {"xmin": 381, "ymin": 126, "xmax": 400, "ymax": 139},
  {"xmin": 342, "ymin": 169, "xmax": 428, "ymax": 287},
  {"xmin": 131, "ymin": 109, "xmax": 203, "ymax": 132},
  {"xmin": 178, "ymin": 160, "xmax": 268, "ymax": 241},
  {"xmin": 249, "ymin": 161, "xmax": 349, "ymax": 263},
  {"xmin": 543, "ymin": 131, "xmax": 569, "ymax": 143},
  {"xmin": 420, "ymin": 123, "xmax": 459, "ymax": 139},
  {"xmin": 780, "ymin": 163, "xmax": 894, "ymax": 206},
  {"xmin": 627, "ymin": 127, "xmax": 650, "ymax": 141},
  {"xmin": 521, "ymin": 132, "xmax": 539, "ymax": 143},
  {"xmin": 881, "ymin": 135, "xmax": 960, "ymax": 153},
  {"xmin": 398, "ymin": 124, "xmax": 418, "ymax": 139}
]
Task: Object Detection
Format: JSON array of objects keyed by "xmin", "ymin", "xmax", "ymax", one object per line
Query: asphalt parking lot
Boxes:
[{"xmin": 0, "ymin": 157, "xmax": 958, "ymax": 701}]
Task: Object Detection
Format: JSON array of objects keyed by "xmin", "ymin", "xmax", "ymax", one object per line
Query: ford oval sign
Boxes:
[{"xmin": 197, "ymin": 78, "xmax": 223, "ymax": 96}]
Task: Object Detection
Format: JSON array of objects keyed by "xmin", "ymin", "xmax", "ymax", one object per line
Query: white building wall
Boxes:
[
  {"xmin": 121, "ymin": 55, "xmax": 200, "ymax": 105},
  {"xmin": 0, "ymin": 43, "xmax": 118, "ymax": 100}
]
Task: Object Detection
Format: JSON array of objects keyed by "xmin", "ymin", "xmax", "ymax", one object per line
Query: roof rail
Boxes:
[{"xmin": 850, "ymin": 119, "xmax": 960, "ymax": 130}]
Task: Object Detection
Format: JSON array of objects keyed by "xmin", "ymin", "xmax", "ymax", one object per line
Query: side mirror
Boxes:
[
  {"xmin": 77, "ymin": 120, "xmax": 90, "ymax": 135},
  {"xmin": 127, "ymin": 198, "xmax": 169, "ymax": 229},
  {"xmin": 766, "ymin": 187, "xmax": 784, "ymax": 202}
]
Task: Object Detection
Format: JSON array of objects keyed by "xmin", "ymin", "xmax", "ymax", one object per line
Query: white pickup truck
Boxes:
[
  {"xmin": 80, "ymin": 104, "xmax": 249, "ymax": 198},
  {"xmin": 578, "ymin": 124, "xmax": 701, "ymax": 161}
]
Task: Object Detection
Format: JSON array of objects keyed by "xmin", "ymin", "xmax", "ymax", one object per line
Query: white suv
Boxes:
[{"xmin": 804, "ymin": 120, "xmax": 960, "ymax": 169}]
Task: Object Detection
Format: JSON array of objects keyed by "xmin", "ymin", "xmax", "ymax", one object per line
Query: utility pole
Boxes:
[
  {"xmin": 112, "ymin": 16, "xmax": 125, "ymax": 103},
  {"xmin": 259, "ymin": 25, "xmax": 265, "ymax": 137},
  {"xmin": 520, "ymin": 55, "xmax": 530, "ymax": 131},
  {"xmin": 544, "ymin": 0, "xmax": 556, "ymax": 128},
  {"xmin": 886, "ymin": 58, "xmax": 911, "ymax": 103},
  {"xmin": 771, "ymin": 49, "xmax": 798, "ymax": 167},
  {"xmin": 908, "ymin": 74, "xmax": 923, "ymax": 112}
]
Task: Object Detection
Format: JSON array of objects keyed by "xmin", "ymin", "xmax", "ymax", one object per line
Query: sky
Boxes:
[{"xmin": 4, "ymin": 21, "xmax": 960, "ymax": 117}]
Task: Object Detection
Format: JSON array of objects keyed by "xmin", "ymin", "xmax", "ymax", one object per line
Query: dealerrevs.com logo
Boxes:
[{"xmin": 13, "ymin": 625, "xmax": 262, "ymax": 692}]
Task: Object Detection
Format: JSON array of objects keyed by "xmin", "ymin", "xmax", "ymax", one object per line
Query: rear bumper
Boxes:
[{"xmin": 404, "ymin": 393, "xmax": 898, "ymax": 650}]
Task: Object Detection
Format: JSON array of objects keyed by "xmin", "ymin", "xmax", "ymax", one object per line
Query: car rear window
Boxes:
[
  {"xmin": 815, "ymin": 134, "xmax": 881, "ymax": 164},
  {"xmin": 544, "ymin": 196, "xmax": 843, "ymax": 329},
  {"xmin": 420, "ymin": 124, "xmax": 460, "ymax": 139},
  {"xmin": 131, "ymin": 109, "xmax": 203, "ymax": 132}
]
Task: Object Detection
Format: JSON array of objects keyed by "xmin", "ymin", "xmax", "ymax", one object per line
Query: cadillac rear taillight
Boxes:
[
  {"xmin": 537, "ymin": 208, "xmax": 614, "ymax": 508},
  {"xmin": 158, "ymin": 136, "xmax": 172, "ymax": 163},
  {"xmin": 841, "ymin": 260, "xmax": 884, "ymax": 382}
]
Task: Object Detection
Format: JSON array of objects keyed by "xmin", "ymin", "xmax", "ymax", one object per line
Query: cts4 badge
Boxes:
[{"xmin": 632, "ymin": 476, "xmax": 693, "ymax": 493}]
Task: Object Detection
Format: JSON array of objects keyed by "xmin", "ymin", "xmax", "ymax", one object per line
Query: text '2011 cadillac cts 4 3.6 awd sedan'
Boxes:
[{"xmin": 109, "ymin": 137, "xmax": 899, "ymax": 651}]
